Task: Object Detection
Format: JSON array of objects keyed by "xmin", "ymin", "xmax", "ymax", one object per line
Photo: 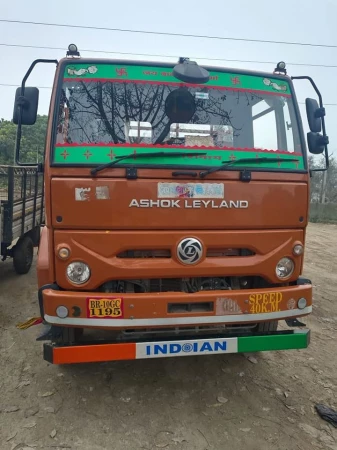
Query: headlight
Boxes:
[
  {"xmin": 66, "ymin": 262, "xmax": 90, "ymax": 285},
  {"xmin": 276, "ymin": 257, "xmax": 294, "ymax": 279}
]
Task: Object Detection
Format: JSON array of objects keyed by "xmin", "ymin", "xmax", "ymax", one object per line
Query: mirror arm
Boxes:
[
  {"xmin": 15, "ymin": 59, "xmax": 58, "ymax": 166},
  {"xmin": 291, "ymin": 76, "xmax": 329, "ymax": 171},
  {"xmin": 291, "ymin": 76, "xmax": 322, "ymax": 106},
  {"xmin": 315, "ymin": 107, "xmax": 325, "ymax": 119}
]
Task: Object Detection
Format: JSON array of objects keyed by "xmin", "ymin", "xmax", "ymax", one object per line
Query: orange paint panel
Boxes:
[
  {"xmin": 53, "ymin": 229, "xmax": 304, "ymax": 290},
  {"xmin": 37, "ymin": 226, "xmax": 55, "ymax": 287},
  {"xmin": 48, "ymin": 166, "xmax": 309, "ymax": 181},
  {"xmin": 50, "ymin": 178, "xmax": 308, "ymax": 231},
  {"xmin": 52, "ymin": 342, "xmax": 136, "ymax": 364}
]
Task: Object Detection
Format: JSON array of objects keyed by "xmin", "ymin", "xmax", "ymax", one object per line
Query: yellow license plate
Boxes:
[{"xmin": 87, "ymin": 298, "xmax": 123, "ymax": 318}]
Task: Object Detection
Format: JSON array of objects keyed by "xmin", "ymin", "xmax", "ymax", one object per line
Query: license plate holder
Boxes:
[{"xmin": 86, "ymin": 297, "xmax": 123, "ymax": 318}]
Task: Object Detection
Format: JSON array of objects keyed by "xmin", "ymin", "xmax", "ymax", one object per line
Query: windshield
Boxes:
[{"xmin": 53, "ymin": 63, "xmax": 304, "ymax": 171}]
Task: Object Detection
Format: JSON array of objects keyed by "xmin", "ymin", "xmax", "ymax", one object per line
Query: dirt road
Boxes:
[{"xmin": 1, "ymin": 223, "xmax": 337, "ymax": 450}]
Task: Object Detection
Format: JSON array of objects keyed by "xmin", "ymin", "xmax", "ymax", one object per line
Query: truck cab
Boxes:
[{"xmin": 12, "ymin": 48, "xmax": 329, "ymax": 364}]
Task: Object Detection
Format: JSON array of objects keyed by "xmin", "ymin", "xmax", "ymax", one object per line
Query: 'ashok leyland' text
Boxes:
[{"xmin": 129, "ymin": 199, "xmax": 249, "ymax": 208}]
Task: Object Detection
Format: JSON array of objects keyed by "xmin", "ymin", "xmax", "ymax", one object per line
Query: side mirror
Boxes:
[
  {"xmin": 13, "ymin": 87, "xmax": 39, "ymax": 125},
  {"xmin": 307, "ymin": 131, "xmax": 329, "ymax": 155},
  {"xmin": 305, "ymin": 98, "xmax": 324, "ymax": 133}
]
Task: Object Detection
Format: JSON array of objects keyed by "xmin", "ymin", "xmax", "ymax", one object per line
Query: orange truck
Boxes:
[{"xmin": 13, "ymin": 45, "xmax": 329, "ymax": 364}]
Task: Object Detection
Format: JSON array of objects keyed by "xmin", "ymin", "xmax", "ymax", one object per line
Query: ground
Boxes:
[{"xmin": 1, "ymin": 223, "xmax": 337, "ymax": 450}]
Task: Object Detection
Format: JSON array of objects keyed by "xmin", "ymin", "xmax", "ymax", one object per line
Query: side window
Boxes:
[
  {"xmin": 56, "ymin": 89, "xmax": 70, "ymax": 144},
  {"xmin": 282, "ymin": 99, "xmax": 301, "ymax": 153},
  {"xmin": 253, "ymin": 100, "xmax": 278, "ymax": 150},
  {"xmin": 283, "ymin": 103, "xmax": 294, "ymax": 152}
]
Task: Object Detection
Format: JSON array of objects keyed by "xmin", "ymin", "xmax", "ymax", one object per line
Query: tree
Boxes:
[
  {"xmin": 0, "ymin": 115, "xmax": 47, "ymax": 165},
  {"xmin": 308, "ymin": 156, "xmax": 323, "ymax": 202},
  {"xmin": 309, "ymin": 155, "xmax": 337, "ymax": 204},
  {"xmin": 324, "ymin": 157, "xmax": 337, "ymax": 203}
]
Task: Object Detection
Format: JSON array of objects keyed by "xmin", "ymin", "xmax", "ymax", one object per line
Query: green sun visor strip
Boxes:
[
  {"xmin": 53, "ymin": 146, "xmax": 304, "ymax": 169},
  {"xmin": 63, "ymin": 63, "xmax": 291, "ymax": 95}
]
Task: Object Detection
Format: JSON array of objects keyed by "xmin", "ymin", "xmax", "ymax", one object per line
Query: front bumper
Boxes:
[
  {"xmin": 40, "ymin": 283, "xmax": 312, "ymax": 329},
  {"xmin": 44, "ymin": 329, "xmax": 310, "ymax": 364}
]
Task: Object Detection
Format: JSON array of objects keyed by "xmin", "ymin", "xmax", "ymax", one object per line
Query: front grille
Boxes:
[
  {"xmin": 99, "ymin": 277, "xmax": 231, "ymax": 293},
  {"xmin": 98, "ymin": 276, "xmax": 273, "ymax": 294},
  {"xmin": 149, "ymin": 278, "xmax": 183, "ymax": 292},
  {"xmin": 117, "ymin": 248, "xmax": 255, "ymax": 258},
  {"xmin": 207, "ymin": 248, "xmax": 255, "ymax": 257},
  {"xmin": 117, "ymin": 250, "xmax": 171, "ymax": 258}
]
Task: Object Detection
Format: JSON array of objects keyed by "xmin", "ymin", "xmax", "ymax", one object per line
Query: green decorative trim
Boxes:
[
  {"xmin": 238, "ymin": 330, "xmax": 310, "ymax": 352},
  {"xmin": 63, "ymin": 63, "xmax": 290, "ymax": 95},
  {"xmin": 53, "ymin": 146, "xmax": 304, "ymax": 170}
]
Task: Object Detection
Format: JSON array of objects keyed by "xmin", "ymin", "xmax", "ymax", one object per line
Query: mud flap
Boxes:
[
  {"xmin": 285, "ymin": 318, "xmax": 307, "ymax": 327},
  {"xmin": 36, "ymin": 325, "xmax": 63, "ymax": 341}
]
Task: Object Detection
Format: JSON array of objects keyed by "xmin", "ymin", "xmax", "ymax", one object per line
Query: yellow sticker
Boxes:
[{"xmin": 249, "ymin": 293, "xmax": 282, "ymax": 314}]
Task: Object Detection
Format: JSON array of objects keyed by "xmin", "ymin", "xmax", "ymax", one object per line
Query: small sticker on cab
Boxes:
[
  {"xmin": 75, "ymin": 187, "xmax": 91, "ymax": 201},
  {"xmin": 95, "ymin": 186, "xmax": 110, "ymax": 200}
]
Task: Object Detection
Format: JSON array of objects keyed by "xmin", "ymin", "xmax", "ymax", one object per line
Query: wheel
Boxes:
[
  {"xmin": 13, "ymin": 236, "xmax": 34, "ymax": 274},
  {"xmin": 29, "ymin": 226, "xmax": 41, "ymax": 246},
  {"xmin": 255, "ymin": 321, "xmax": 278, "ymax": 332}
]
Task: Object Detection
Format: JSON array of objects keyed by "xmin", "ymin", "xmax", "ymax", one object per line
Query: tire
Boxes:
[
  {"xmin": 29, "ymin": 226, "xmax": 41, "ymax": 246},
  {"xmin": 13, "ymin": 236, "xmax": 34, "ymax": 275},
  {"xmin": 255, "ymin": 321, "xmax": 278, "ymax": 332}
]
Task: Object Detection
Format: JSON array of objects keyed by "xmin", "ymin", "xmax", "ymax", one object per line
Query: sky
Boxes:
[{"xmin": 0, "ymin": 0, "xmax": 336, "ymax": 158}]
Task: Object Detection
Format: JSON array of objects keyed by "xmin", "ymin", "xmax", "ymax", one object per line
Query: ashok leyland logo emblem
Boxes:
[{"xmin": 177, "ymin": 238, "xmax": 203, "ymax": 264}]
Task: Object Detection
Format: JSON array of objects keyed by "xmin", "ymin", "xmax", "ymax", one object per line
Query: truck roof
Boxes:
[{"xmin": 57, "ymin": 57, "xmax": 292, "ymax": 82}]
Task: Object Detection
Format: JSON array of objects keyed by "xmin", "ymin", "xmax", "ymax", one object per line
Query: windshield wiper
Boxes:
[
  {"xmin": 199, "ymin": 157, "xmax": 300, "ymax": 178},
  {"xmin": 91, "ymin": 151, "xmax": 207, "ymax": 176}
]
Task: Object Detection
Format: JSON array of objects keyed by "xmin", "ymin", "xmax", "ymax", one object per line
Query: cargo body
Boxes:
[{"xmin": 0, "ymin": 166, "xmax": 44, "ymax": 274}]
